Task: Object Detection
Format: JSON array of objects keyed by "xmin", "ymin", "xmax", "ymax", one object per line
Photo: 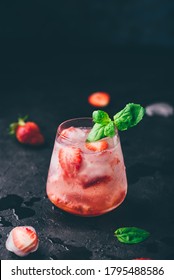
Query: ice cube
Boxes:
[
  {"xmin": 146, "ymin": 103, "xmax": 174, "ymax": 117},
  {"xmin": 60, "ymin": 127, "xmax": 87, "ymax": 142},
  {"xmin": 106, "ymin": 135, "xmax": 119, "ymax": 149}
]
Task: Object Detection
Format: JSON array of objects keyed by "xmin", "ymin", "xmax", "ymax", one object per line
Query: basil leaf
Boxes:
[
  {"xmin": 114, "ymin": 227, "xmax": 150, "ymax": 244},
  {"xmin": 86, "ymin": 123, "xmax": 105, "ymax": 142},
  {"xmin": 114, "ymin": 103, "xmax": 145, "ymax": 131},
  {"xmin": 93, "ymin": 110, "xmax": 111, "ymax": 125},
  {"xmin": 104, "ymin": 121, "xmax": 116, "ymax": 138},
  {"xmin": 86, "ymin": 103, "xmax": 145, "ymax": 142}
]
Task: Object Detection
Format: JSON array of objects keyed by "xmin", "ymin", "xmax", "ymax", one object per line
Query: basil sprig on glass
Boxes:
[
  {"xmin": 87, "ymin": 103, "xmax": 145, "ymax": 142},
  {"xmin": 114, "ymin": 227, "xmax": 150, "ymax": 244}
]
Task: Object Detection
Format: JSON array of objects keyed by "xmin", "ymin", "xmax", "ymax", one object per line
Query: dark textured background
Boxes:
[{"xmin": 0, "ymin": 1, "xmax": 174, "ymax": 260}]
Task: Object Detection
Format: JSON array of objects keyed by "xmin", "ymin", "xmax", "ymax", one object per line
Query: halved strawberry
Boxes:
[
  {"xmin": 59, "ymin": 146, "xmax": 82, "ymax": 177},
  {"xmin": 85, "ymin": 140, "xmax": 108, "ymax": 152},
  {"xmin": 88, "ymin": 92, "xmax": 110, "ymax": 107}
]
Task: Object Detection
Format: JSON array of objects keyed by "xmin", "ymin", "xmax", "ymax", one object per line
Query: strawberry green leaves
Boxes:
[
  {"xmin": 87, "ymin": 103, "xmax": 145, "ymax": 142},
  {"xmin": 114, "ymin": 227, "xmax": 150, "ymax": 244},
  {"xmin": 113, "ymin": 103, "xmax": 145, "ymax": 131},
  {"xmin": 9, "ymin": 116, "xmax": 28, "ymax": 135}
]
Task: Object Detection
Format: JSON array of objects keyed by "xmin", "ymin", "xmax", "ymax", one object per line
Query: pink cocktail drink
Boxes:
[{"xmin": 46, "ymin": 118, "xmax": 127, "ymax": 216}]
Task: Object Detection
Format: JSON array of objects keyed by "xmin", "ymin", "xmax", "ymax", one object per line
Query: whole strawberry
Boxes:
[{"xmin": 9, "ymin": 116, "xmax": 44, "ymax": 145}]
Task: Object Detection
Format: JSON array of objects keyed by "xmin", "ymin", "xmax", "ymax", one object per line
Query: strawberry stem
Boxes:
[
  {"xmin": 18, "ymin": 115, "xmax": 28, "ymax": 126},
  {"xmin": 9, "ymin": 115, "xmax": 28, "ymax": 136}
]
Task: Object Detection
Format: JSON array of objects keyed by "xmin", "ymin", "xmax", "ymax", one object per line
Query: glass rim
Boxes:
[{"xmin": 57, "ymin": 117, "xmax": 119, "ymax": 150}]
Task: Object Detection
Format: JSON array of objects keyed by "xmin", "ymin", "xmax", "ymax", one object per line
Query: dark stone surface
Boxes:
[
  {"xmin": 0, "ymin": 1, "xmax": 174, "ymax": 48},
  {"xmin": 0, "ymin": 49, "xmax": 174, "ymax": 260}
]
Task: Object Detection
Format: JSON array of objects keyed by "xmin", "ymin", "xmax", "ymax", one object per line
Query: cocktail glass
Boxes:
[{"xmin": 46, "ymin": 118, "xmax": 127, "ymax": 216}]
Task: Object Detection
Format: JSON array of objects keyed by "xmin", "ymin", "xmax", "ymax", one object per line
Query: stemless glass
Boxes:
[{"xmin": 46, "ymin": 118, "xmax": 127, "ymax": 216}]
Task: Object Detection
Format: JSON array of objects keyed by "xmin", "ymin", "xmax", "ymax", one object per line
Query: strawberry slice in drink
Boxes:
[
  {"xmin": 82, "ymin": 175, "xmax": 111, "ymax": 188},
  {"xmin": 59, "ymin": 146, "xmax": 82, "ymax": 178},
  {"xmin": 85, "ymin": 140, "xmax": 108, "ymax": 152}
]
